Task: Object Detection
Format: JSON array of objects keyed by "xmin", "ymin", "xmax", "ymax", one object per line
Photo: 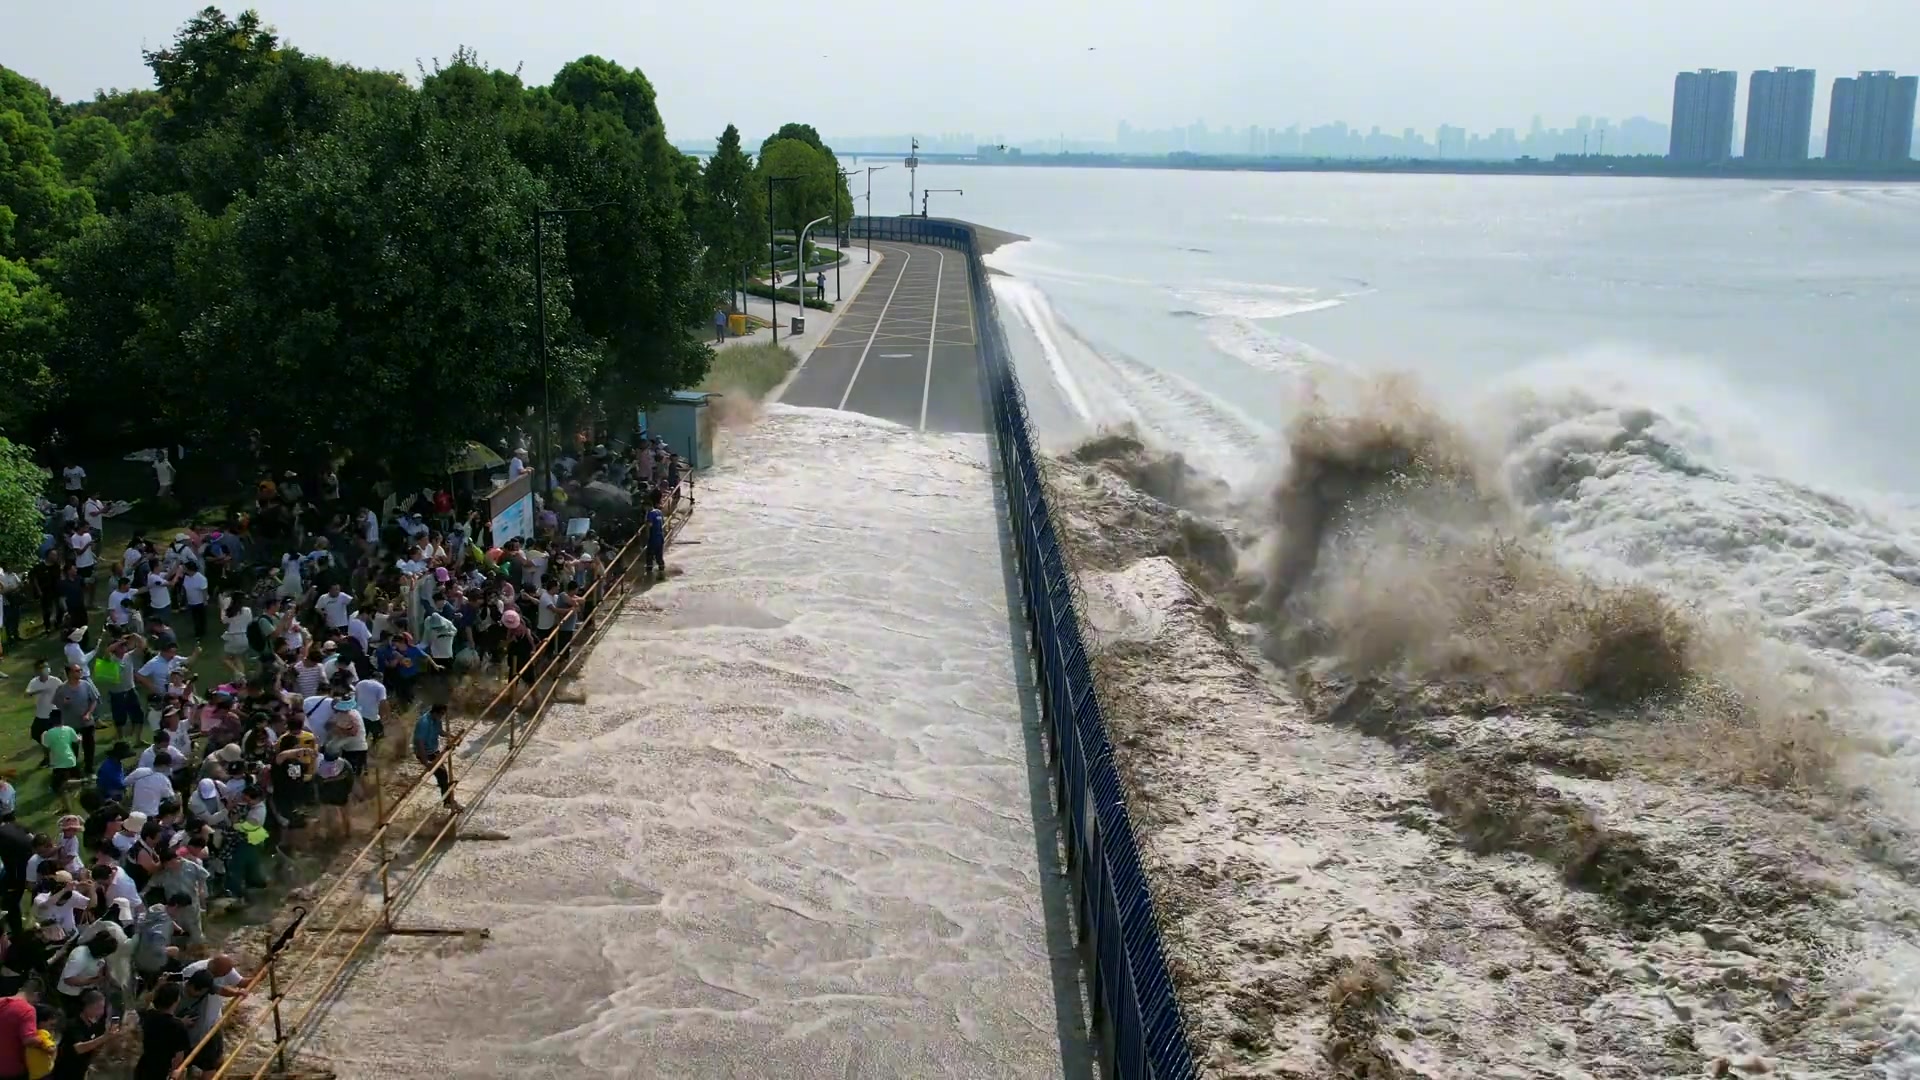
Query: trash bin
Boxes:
[
  {"xmin": 727, "ymin": 313, "xmax": 747, "ymax": 337},
  {"xmin": 790, "ymin": 315, "xmax": 806, "ymax": 335}
]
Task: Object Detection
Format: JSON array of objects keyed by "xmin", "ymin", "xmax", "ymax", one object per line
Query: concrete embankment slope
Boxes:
[{"xmin": 299, "ymin": 406, "xmax": 1076, "ymax": 1078}]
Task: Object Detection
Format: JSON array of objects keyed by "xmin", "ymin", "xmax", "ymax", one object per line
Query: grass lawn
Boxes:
[
  {"xmin": 2, "ymin": 499, "xmax": 233, "ymax": 833},
  {"xmin": 699, "ymin": 342, "xmax": 798, "ymax": 400}
]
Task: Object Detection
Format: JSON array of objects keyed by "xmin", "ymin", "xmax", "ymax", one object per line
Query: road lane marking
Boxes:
[
  {"xmin": 920, "ymin": 246, "xmax": 946, "ymax": 431},
  {"xmin": 838, "ymin": 249, "xmax": 912, "ymax": 411}
]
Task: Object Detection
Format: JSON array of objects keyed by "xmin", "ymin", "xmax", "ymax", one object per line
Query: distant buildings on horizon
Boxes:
[
  {"xmin": 1668, "ymin": 66, "xmax": 1915, "ymax": 164},
  {"xmin": 810, "ymin": 71, "xmax": 1917, "ymax": 167},
  {"xmin": 828, "ymin": 115, "xmax": 1677, "ymax": 163}
]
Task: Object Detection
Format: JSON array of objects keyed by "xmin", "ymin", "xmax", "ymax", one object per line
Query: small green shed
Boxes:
[{"xmin": 638, "ymin": 390, "xmax": 717, "ymax": 470}]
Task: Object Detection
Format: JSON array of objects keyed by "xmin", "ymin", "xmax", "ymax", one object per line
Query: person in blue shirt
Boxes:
[
  {"xmin": 643, "ymin": 504, "xmax": 667, "ymax": 578},
  {"xmin": 96, "ymin": 741, "xmax": 131, "ymax": 803},
  {"xmin": 391, "ymin": 633, "xmax": 434, "ymax": 695},
  {"xmin": 411, "ymin": 702, "xmax": 462, "ymax": 812}
]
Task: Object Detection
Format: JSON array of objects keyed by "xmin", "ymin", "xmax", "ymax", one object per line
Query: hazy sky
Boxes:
[{"xmin": 9, "ymin": 1, "xmax": 1918, "ymax": 142}]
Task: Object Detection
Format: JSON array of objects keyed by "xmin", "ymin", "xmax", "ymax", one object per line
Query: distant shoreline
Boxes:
[{"xmin": 843, "ymin": 152, "xmax": 1920, "ymax": 185}]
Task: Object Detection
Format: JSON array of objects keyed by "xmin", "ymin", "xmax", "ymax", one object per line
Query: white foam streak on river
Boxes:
[{"xmin": 303, "ymin": 406, "xmax": 1061, "ymax": 1079}]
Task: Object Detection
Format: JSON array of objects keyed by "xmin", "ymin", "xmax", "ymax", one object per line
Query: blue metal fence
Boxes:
[{"xmin": 854, "ymin": 217, "xmax": 1198, "ymax": 1080}]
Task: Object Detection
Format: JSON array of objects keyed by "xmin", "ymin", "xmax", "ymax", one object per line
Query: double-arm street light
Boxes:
[
  {"xmin": 534, "ymin": 204, "xmax": 607, "ymax": 494},
  {"xmin": 766, "ymin": 175, "xmax": 798, "ymax": 343},
  {"xmin": 922, "ymin": 188, "xmax": 963, "ymax": 218}
]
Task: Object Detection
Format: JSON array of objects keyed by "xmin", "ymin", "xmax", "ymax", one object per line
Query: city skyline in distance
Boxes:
[{"xmin": 14, "ymin": 1, "xmax": 1920, "ymax": 147}]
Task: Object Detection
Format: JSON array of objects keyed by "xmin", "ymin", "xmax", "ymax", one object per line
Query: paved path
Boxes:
[
  {"xmin": 716, "ymin": 251, "xmax": 885, "ymax": 363},
  {"xmin": 777, "ymin": 242, "xmax": 985, "ymax": 434}
]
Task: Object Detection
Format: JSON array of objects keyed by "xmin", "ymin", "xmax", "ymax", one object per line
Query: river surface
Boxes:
[{"xmin": 889, "ymin": 163, "xmax": 1920, "ymax": 491}]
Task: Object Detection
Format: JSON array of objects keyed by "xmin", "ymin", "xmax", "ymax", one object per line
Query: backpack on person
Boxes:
[{"xmin": 247, "ymin": 614, "xmax": 274, "ymax": 652}]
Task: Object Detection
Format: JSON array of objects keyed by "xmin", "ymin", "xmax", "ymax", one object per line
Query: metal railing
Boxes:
[
  {"xmin": 852, "ymin": 215, "xmax": 1197, "ymax": 1079},
  {"xmin": 174, "ymin": 489, "xmax": 694, "ymax": 1079}
]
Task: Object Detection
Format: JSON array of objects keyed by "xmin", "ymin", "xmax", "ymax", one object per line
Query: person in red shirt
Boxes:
[{"xmin": 0, "ymin": 974, "xmax": 37, "ymax": 1080}]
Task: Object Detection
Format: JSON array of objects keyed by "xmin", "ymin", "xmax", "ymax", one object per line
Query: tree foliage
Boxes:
[
  {"xmin": 756, "ymin": 137, "xmax": 854, "ymax": 237},
  {"xmin": 699, "ymin": 124, "xmax": 762, "ymax": 291},
  {"xmin": 0, "ymin": 6, "xmax": 842, "ymax": 484},
  {"xmin": 0, "ymin": 257, "xmax": 60, "ymax": 428},
  {"xmin": 0, "ymin": 435, "xmax": 47, "ymax": 570},
  {"xmin": 0, "ymin": 67, "xmax": 96, "ymax": 259}
]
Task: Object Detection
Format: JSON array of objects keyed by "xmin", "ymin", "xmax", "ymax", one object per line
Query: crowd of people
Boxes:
[{"xmin": 0, "ymin": 433, "xmax": 687, "ymax": 1078}]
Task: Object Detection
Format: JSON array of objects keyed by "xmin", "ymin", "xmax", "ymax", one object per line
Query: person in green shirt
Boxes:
[{"xmin": 41, "ymin": 716, "xmax": 81, "ymax": 813}]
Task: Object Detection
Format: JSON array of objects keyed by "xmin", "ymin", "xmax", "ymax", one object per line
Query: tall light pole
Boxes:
[
  {"xmin": 864, "ymin": 165, "xmax": 887, "ymax": 264},
  {"xmin": 534, "ymin": 204, "xmax": 604, "ymax": 495},
  {"xmin": 906, "ymin": 136, "xmax": 919, "ymax": 216},
  {"xmin": 766, "ymin": 175, "xmax": 797, "ymax": 344},
  {"xmin": 833, "ymin": 169, "xmax": 846, "ymax": 301}
]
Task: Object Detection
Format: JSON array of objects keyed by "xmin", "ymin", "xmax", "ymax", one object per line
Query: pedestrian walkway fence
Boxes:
[
  {"xmin": 174, "ymin": 488, "xmax": 694, "ymax": 1080},
  {"xmin": 854, "ymin": 216, "xmax": 1198, "ymax": 1079}
]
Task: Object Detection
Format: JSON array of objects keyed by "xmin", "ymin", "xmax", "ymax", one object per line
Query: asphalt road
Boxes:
[{"xmin": 778, "ymin": 241, "xmax": 985, "ymax": 434}]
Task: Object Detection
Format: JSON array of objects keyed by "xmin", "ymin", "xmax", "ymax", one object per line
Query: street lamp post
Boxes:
[
  {"xmin": 798, "ymin": 214, "xmax": 831, "ymax": 312},
  {"xmin": 833, "ymin": 169, "xmax": 846, "ymax": 301},
  {"xmin": 864, "ymin": 166, "xmax": 887, "ymax": 264},
  {"xmin": 766, "ymin": 175, "xmax": 797, "ymax": 344},
  {"xmin": 533, "ymin": 204, "xmax": 603, "ymax": 495}
]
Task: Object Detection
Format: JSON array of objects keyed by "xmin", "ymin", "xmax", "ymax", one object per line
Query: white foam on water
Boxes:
[
  {"xmin": 1168, "ymin": 280, "xmax": 1346, "ymax": 320},
  {"xmin": 994, "ymin": 275, "xmax": 1098, "ymax": 425},
  {"xmin": 302, "ymin": 407, "xmax": 1063, "ymax": 1079},
  {"xmin": 1203, "ymin": 316, "xmax": 1343, "ymax": 380},
  {"xmin": 992, "ymin": 276, "xmax": 1271, "ymax": 484}
]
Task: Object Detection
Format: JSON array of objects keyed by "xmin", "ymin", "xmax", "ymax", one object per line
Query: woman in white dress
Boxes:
[
  {"xmin": 220, "ymin": 596, "xmax": 253, "ymax": 678},
  {"xmin": 277, "ymin": 550, "xmax": 304, "ymax": 601}
]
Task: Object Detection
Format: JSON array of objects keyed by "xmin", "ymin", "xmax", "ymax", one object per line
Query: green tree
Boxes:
[
  {"xmin": 759, "ymin": 122, "xmax": 823, "ymax": 157},
  {"xmin": 142, "ymin": 6, "xmax": 281, "ymax": 139},
  {"xmin": 191, "ymin": 91, "xmax": 569, "ymax": 472},
  {"xmin": 52, "ymin": 115, "xmax": 131, "ymax": 189},
  {"xmin": 42, "ymin": 191, "xmax": 231, "ymax": 451},
  {"xmin": 757, "ymin": 137, "xmax": 854, "ymax": 243},
  {"xmin": 0, "ymin": 436, "xmax": 47, "ymax": 570},
  {"xmin": 550, "ymin": 56, "xmax": 663, "ymax": 142},
  {"xmin": 0, "ymin": 66, "xmax": 96, "ymax": 258},
  {"xmin": 701, "ymin": 124, "xmax": 761, "ymax": 307},
  {"xmin": 0, "ymin": 257, "xmax": 60, "ymax": 428}
]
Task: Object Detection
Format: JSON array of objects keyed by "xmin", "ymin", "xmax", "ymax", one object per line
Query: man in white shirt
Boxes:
[
  {"xmin": 57, "ymin": 936, "xmax": 114, "ymax": 1000},
  {"xmin": 181, "ymin": 954, "xmax": 246, "ymax": 996},
  {"xmin": 316, "ymin": 584, "xmax": 351, "ymax": 632},
  {"xmin": 82, "ymin": 494, "xmax": 105, "ymax": 533},
  {"xmin": 301, "ymin": 693, "xmax": 337, "ymax": 746},
  {"xmin": 146, "ymin": 565, "xmax": 177, "ymax": 625},
  {"xmin": 34, "ymin": 871, "xmax": 92, "ymax": 933},
  {"xmin": 92, "ymin": 862, "xmax": 142, "ymax": 919},
  {"xmin": 62, "ymin": 463, "xmax": 86, "ymax": 492},
  {"xmin": 535, "ymin": 584, "xmax": 559, "ymax": 634},
  {"xmin": 345, "ymin": 609, "xmax": 371, "ymax": 651},
  {"xmin": 353, "ymin": 676, "xmax": 388, "ymax": 741},
  {"xmin": 154, "ymin": 452, "xmax": 175, "ymax": 496},
  {"xmin": 182, "ymin": 561, "xmax": 211, "ymax": 638},
  {"xmin": 105, "ymin": 578, "xmax": 136, "ymax": 629},
  {"xmin": 125, "ymin": 762, "xmax": 177, "ymax": 817},
  {"xmin": 164, "ymin": 532, "xmax": 195, "ymax": 573},
  {"xmin": 69, "ymin": 524, "xmax": 99, "ymax": 604}
]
